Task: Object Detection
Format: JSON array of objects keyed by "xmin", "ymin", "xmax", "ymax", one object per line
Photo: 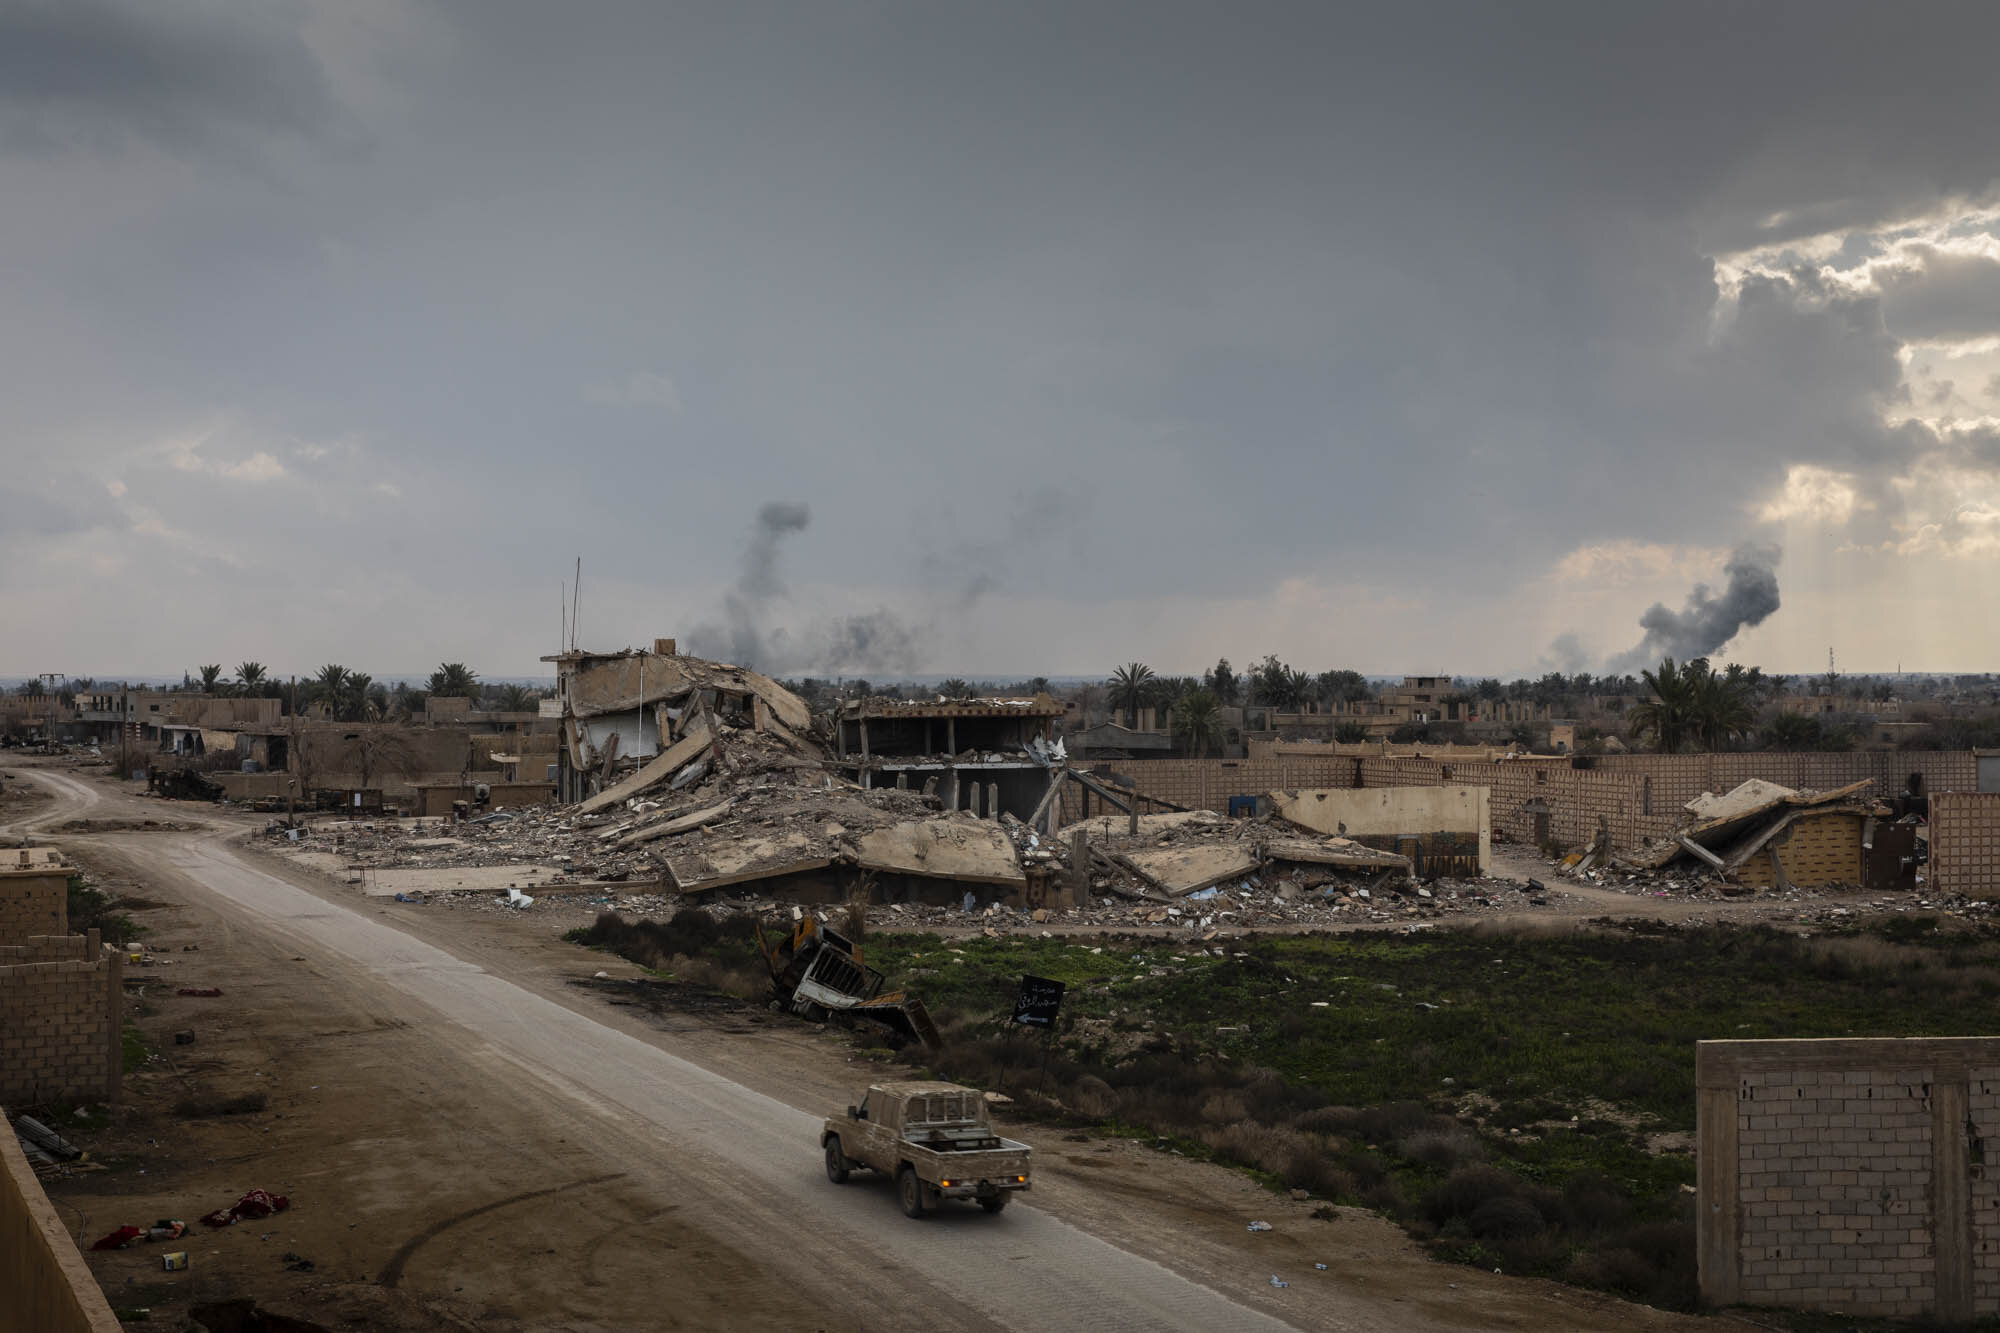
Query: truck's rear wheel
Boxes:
[
  {"xmin": 824, "ymin": 1139, "xmax": 849, "ymax": 1184},
  {"xmin": 979, "ymin": 1194, "xmax": 1009, "ymax": 1215},
  {"xmin": 898, "ymin": 1166, "xmax": 926, "ymax": 1218}
]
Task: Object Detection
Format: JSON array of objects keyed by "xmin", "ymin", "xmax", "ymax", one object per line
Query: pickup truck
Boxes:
[{"xmin": 822, "ymin": 1081, "xmax": 1032, "ymax": 1218}]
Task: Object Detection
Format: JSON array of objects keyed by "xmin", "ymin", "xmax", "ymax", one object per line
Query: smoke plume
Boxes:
[
  {"xmin": 686, "ymin": 502, "xmax": 925, "ymax": 675},
  {"xmin": 1605, "ymin": 543, "xmax": 1782, "ymax": 675}
]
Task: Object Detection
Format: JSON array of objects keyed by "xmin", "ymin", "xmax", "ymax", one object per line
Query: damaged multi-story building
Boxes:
[{"xmin": 830, "ymin": 694, "xmax": 1066, "ymax": 820}]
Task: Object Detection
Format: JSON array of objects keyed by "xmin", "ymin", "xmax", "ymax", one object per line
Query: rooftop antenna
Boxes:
[
  {"xmin": 560, "ymin": 579, "xmax": 567, "ymax": 660},
  {"xmin": 571, "ymin": 555, "xmax": 582, "ymax": 652}
]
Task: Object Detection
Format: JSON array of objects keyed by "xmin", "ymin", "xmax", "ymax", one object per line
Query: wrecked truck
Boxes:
[
  {"xmin": 756, "ymin": 913, "xmax": 941, "ymax": 1048},
  {"xmin": 823, "ymin": 1082, "xmax": 1031, "ymax": 1217}
]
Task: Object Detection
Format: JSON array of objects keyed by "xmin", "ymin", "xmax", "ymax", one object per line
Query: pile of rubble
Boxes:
[{"xmin": 1542, "ymin": 777, "xmax": 1919, "ymax": 899}]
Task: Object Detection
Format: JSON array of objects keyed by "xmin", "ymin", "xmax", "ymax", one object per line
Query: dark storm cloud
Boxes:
[
  {"xmin": 7, "ymin": 0, "xmax": 2000, "ymax": 673},
  {"xmin": 0, "ymin": 1, "xmax": 339, "ymax": 155}
]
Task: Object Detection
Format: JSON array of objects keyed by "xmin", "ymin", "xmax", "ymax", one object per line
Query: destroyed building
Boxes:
[
  {"xmin": 831, "ymin": 694, "xmax": 1066, "ymax": 820},
  {"xmin": 542, "ymin": 638, "xmax": 810, "ymax": 803}
]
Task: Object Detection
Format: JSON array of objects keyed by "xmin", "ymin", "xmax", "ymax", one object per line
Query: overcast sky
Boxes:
[{"xmin": 7, "ymin": 1, "xmax": 2000, "ymax": 682}]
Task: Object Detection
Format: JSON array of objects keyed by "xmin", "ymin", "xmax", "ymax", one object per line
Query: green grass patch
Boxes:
[
  {"xmin": 579, "ymin": 907, "xmax": 2000, "ymax": 1314},
  {"xmin": 120, "ymin": 1022, "xmax": 151, "ymax": 1074}
]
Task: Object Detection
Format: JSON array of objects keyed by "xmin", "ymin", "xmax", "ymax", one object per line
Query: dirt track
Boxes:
[{"xmin": 6, "ymin": 760, "xmax": 1746, "ymax": 1331}]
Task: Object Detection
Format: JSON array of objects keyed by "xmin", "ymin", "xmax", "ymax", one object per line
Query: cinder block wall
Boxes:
[
  {"xmin": 0, "ymin": 1116, "xmax": 121, "ymax": 1333},
  {"xmin": 0, "ymin": 936, "xmax": 121, "ymax": 1106},
  {"xmin": 1357, "ymin": 758, "xmax": 1656, "ymax": 849},
  {"xmin": 1697, "ymin": 1037, "xmax": 2000, "ymax": 1320},
  {"xmin": 1930, "ymin": 793, "xmax": 2000, "ymax": 898},
  {"xmin": 0, "ymin": 870, "xmax": 69, "ymax": 947}
]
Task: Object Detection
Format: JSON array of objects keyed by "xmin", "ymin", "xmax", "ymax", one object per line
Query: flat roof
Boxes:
[{"xmin": 840, "ymin": 695, "xmax": 1063, "ymax": 720}]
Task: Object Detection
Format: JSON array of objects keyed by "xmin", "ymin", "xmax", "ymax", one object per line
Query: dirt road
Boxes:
[{"xmin": 7, "ymin": 761, "xmax": 1735, "ymax": 1331}]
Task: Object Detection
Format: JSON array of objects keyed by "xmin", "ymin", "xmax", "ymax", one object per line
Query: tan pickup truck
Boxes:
[{"xmin": 822, "ymin": 1081, "xmax": 1032, "ymax": 1218}]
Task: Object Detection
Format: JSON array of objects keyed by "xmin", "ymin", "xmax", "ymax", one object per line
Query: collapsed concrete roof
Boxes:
[
  {"xmin": 1619, "ymin": 778, "xmax": 1882, "ymax": 872},
  {"xmin": 837, "ymin": 694, "xmax": 1065, "ymax": 721},
  {"xmin": 557, "ymin": 648, "xmax": 811, "ymax": 731}
]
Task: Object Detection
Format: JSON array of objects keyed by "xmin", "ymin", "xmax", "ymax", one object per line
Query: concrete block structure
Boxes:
[
  {"xmin": 0, "ymin": 932, "xmax": 123, "ymax": 1106},
  {"xmin": 1697, "ymin": 1037, "xmax": 2000, "ymax": 1320},
  {"xmin": 0, "ymin": 849, "xmax": 71, "ymax": 946},
  {"xmin": 1930, "ymin": 793, "xmax": 2000, "ymax": 898}
]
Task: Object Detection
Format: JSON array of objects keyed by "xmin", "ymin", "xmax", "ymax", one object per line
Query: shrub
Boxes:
[
  {"xmin": 1068, "ymin": 1074, "xmax": 1119, "ymax": 1118},
  {"xmin": 1424, "ymin": 1165, "xmax": 1531, "ymax": 1228},
  {"xmin": 1560, "ymin": 1172, "xmax": 1631, "ymax": 1233},
  {"xmin": 1467, "ymin": 1195, "xmax": 1544, "ymax": 1242}
]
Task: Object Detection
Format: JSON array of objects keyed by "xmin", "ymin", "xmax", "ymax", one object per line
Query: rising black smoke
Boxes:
[
  {"xmin": 1605, "ymin": 543, "xmax": 1782, "ymax": 674},
  {"xmin": 685, "ymin": 502, "xmax": 924, "ymax": 675}
]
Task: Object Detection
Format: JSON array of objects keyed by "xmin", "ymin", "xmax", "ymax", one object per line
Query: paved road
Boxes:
[{"xmin": 14, "ymin": 768, "xmax": 1299, "ymax": 1332}]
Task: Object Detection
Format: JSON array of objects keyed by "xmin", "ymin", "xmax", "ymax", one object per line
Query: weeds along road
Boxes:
[{"xmin": 9, "ymin": 768, "xmax": 1303, "ymax": 1333}]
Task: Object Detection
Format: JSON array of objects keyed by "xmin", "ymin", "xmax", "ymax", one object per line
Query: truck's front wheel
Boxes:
[
  {"xmin": 898, "ymin": 1166, "xmax": 927, "ymax": 1219},
  {"xmin": 825, "ymin": 1139, "xmax": 849, "ymax": 1184},
  {"xmin": 979, "ymin": 1194, "xmax": 1009, "ymax": 1215}
]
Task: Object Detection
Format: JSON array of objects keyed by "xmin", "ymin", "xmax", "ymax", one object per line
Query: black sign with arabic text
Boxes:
[{"xmin": 1012, "ymin": 974, "xmax": 1066, "ymax": 1028}]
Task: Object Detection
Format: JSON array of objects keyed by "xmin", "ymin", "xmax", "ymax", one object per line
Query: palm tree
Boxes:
[
  {"xmin": 1172, "ymin": 688, "xmax": 1224, "ymax": 758},
  {"xmin": 428, "ymin": 663, "xmax": 479, "ymax": 699},
  {"xmin": 236, "ymin": 662, "xmax": 268, "ymax": 696},
  {"xmin": 1760, "ymin": 712, "xmax": 1823, "ymax": 751},
  {"xmin": 197, "ymin": 664, "xmax": 224, "ymax": 694},
  {"xmin": 938, "ymin": 678, "xmax": 972, "ymax": 699},
  {"xmin": 1694, "ymin": 666, "xmax": 1756, "ymax": 750},
  {"xmin": 313, "ymin": 663, "xmax": 350, "ymax": 709},
  {"xmin": 344, "ymin": 671, "xmax": 376, "ymax": 721},
  {"xmin": 498, "ymin": 684, "xmax": 536, "ymax": 713},
  {"xmin": 1629, "ymin": 657, "xmax": 1695, "ymax": 754},
  {"xmin": 1109, "ymin": 663, "xmax": 1155, "ymax": 727},
  {"xmin": 1333, "ymin": 722, "xmax": 1368, "ymax": 744},
  {"xmin": 1275, "ymin": 666, "xmax": 1315, "ymax": 713}
]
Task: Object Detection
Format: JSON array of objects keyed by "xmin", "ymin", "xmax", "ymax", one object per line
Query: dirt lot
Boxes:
[{"xmin": 12, "ymin": 760, "xmax": 1750, "ymax": 1331}]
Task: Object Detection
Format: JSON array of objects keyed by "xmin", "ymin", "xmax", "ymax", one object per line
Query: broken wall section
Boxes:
[{"xmin": 1271, "ymin": 785, "xmax": 1490, "ymax": 875}]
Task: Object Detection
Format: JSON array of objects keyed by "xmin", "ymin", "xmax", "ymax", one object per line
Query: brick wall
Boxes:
[
  {"xmin": 0, "ymin": 869, "xmax": 68, "ymax": 947},
  {"xmin": 1595, "ymin": 751, "xmax": 1977, "ymax": 811},
  {"xmin": 1698, "ymin": 1038, "xmax": 2000, "ymax": 1320},
  {"xmin": 1357, "ymin": 758, "xmax": 1655, "ymax": 851},
  {"xmin": 1738, "ymin": 812, "xmax": 1866, "ymax": 889},
  {"xmin": 1930, "ymin": 793, "xmax": 2000, "ymax": 899},
  {"xmin": 0, "ymin": 937, "xmax": 121, "ymax": 1106}
]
